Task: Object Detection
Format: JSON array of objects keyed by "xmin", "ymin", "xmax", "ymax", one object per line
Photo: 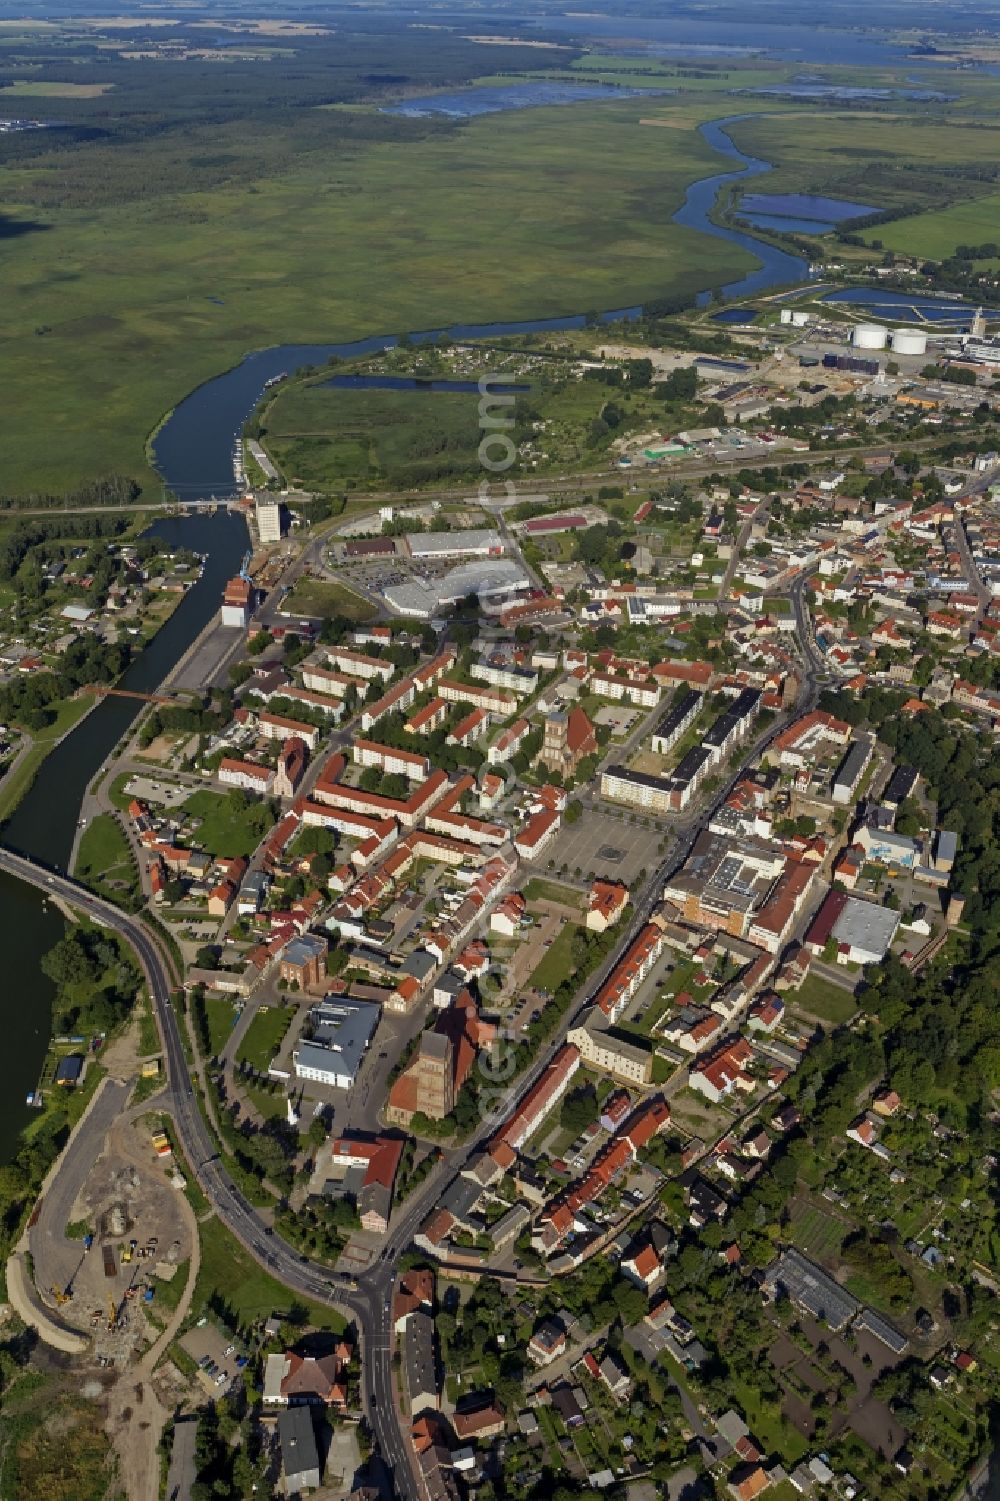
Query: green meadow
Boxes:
[{"xmin": 0, "ymin": 98, "xmax": 753, "ymax": 497}]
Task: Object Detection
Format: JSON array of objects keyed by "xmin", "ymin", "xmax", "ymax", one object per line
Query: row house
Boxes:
[
  {"xmin": 594, "ymin": 922, "xmax": 665, "ymax": 1025},
  {"xmin": 352, "ymin": 738, "xmax": 430, "ymax": 782}
]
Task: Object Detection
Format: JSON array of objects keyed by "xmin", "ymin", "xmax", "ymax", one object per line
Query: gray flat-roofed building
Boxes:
[
  {"xmin": 763, "ymin": 1248, "xmax": 859, "ymax": 1331},
  {"xmin": 935, "ymin": 829, "xmax": 958, "ymax": 871},
  {"xmin": 650, "ymin": 691, "xmax": 701, "ymax": 755},
  {"xmin": 883, "ymin": 763, "xmax": 919, "ymax": 810},
  {"xmin": 672, "ymin": 744, "xmax": 713, "ymax": 787},
  {"xmin": 831, "ymin": 896, "xmax": 900, "ymax": 965},
  {"xmin": 854, "ymin": 1307, "xmax": 908, "ymax": 1355},
  {"xmin": 292, "ymin": 998, "xmax": 380, "ymax": 1089},
  {"xmin": 278, "ymin": 1407, "xmax": 321, "ymax": 1494},
  {"xmin": 405, "ymin": 529, "xmax": 504, "ymax": 560},
  {"xmin": 832, "ymin": 738, "xmax": 873, "ymax": 805},
  {"xmin": 385, "ymin": 559, "xmax": 529, "ymax": 619}
]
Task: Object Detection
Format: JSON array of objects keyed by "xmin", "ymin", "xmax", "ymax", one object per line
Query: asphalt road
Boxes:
[{"xmin": 29, "ymin": 1076, "xmax": 132, "ymax": 1298}]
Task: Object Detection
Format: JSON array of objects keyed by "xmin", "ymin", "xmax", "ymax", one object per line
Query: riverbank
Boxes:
[{"xmin": 0, "ymin": 509, "xmax": 249, "ymax": 1161}]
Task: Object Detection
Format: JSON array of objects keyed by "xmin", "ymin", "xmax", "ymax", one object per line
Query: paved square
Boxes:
[{"xmin": 540, "ymin": 807, "xmax": 667, "ymax": 886}]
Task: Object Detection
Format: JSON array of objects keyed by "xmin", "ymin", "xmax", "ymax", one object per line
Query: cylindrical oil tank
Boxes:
[
  {"xmin": 853, "ymin": 322, "xmax": 888, "ymax": 350},
  {"xmin": 889, "ymin": 327, "xmax": 928, "ymax": 356},
  {"xmin": 791, "ymin": 310, "xmax": 809, "ymax": 327},
  {"xmin": 780, "ymin": 308, "xmax": 793, "ymax": 325}
]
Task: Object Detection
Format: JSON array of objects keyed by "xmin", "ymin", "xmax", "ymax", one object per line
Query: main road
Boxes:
[{"xmin": 0, "ymin": 574, "xmax": 830, "ymax": 1498}]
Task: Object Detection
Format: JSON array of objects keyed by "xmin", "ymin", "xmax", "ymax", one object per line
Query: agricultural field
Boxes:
[
  {"xmin": 789, "ymin": 1194, "xmax": 852, "ymax": 1262},
  {"xmin": 861, "ymin": 189, "xmax": 1000, "ymax": 263}
]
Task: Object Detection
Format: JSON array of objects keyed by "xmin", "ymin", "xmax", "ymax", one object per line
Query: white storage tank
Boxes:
[
  {"xmin": 889, "ymin": 327, "xmax": 928, "ymax": 356},
  {"xmin": 780, "ymin": 308, "xmax": 793, "ymax": 325},
  {"xmin": 791, "ymin": 310, "xmax": 810, "ymax": 327},
  {"xmin": 853, "ymin": 322, "xmax": 888, "ymax": 350}
]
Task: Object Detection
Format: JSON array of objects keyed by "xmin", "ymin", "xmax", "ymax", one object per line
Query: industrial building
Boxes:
[
  {"xmin": 762, "ymin": 1249, "xmax": 859, "ymax": 1331},
  {"xmin": 384, "ymin": 559, "xmax": 530, "ymax": 619},
  {"xmin": 403, "ymin": 528, "xmax": 504, "ymax": 560},
  {"xmin": 256, "ymin": 496, "xmax": 282, "ymax": 543}
]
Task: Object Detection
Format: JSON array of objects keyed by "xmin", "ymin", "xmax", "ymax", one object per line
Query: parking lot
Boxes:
[
  {"xmin": 179, "ymin": 1321, "xmax": 250, "ymax": 1396},
  {"xmin": 543, "ymin": 807, "xmax": 669, "ymax": 887}
]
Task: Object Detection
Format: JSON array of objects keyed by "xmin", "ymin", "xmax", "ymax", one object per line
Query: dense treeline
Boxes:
[
  {"xmin": 0, "ymin": 636, "xmax": 130, "ymax": 730},
  {"xmin": 0, "ymin": 513, "xmax": 130, "ymax": 580},
  {"xmin": 0, "ymin": 474, "xmax": 140, "ymax": 511},
  {"xmin": 0, "ymin": 24, "xmax": 561, "ymax": 212}
]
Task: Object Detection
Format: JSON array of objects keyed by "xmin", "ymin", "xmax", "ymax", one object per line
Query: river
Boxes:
[
  {"xmin": 0, "ymin": 113, "xmax": 801, "ymax": 1157},
  {"xmin": 152, "ymin": 115, "xmax": 805, "ymax": 500}
]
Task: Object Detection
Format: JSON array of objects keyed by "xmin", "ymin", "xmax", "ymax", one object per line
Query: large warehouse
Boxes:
[
  {"xmin": 403, "ymin": 528, "xmax": 505, "ymax": 560},
  {"xmin": 384, "ymin": 558, "xmax": 531, "ymax": 618}
]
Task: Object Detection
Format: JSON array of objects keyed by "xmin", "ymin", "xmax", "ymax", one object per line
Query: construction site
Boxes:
[{"xmin": 28, "ymin": 1098, "xmax": 194, "ymax": 1370}]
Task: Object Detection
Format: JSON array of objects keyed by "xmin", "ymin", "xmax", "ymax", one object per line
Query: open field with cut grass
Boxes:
[
  {"xmin": 0, "ymin": 95, "xmax": 754, "ymax": 495},
  {"xmin": 527, "ymin": 921, "xmax": 581, "ymax": 993},
  {"xmin": 235, "ymin": 1004, "xmax": 293, "ymax": 1072},
  {"xmin": 182, "ymin": 787, "xmax": 275, "ymax": 858},
  {"xmin": 283, "ymin": 576, "xmax": 376, "ymax": 622},
  {"xmin": 74, "ymin": 811, "xmax": 136, "ymax": 895},
  {"xmin": 523, "ymin": 876, "xmax": 585, "ymax": 909},
  {"xmin": 860, "ymin": 188, "xmax": 1000, "ymax": 261},
  {"xmin": 1, "ymin": 79, "xmax": 114, "ymax": 97},
  {"xmin": 794, "ymin": 972, "xmax": 858, "ymax": 1025},
  {"xmin": 190, "ymin": 1213, "xmax": 345, "ymax": 1330}
]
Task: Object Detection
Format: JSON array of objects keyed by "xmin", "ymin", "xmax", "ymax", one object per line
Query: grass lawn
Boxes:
[
  {"xmin": 236, "ymin": 1004, "xmax": 293, "ymax": 1072},
  {"xmin": 527, "ymin": 921, "xmax": 581, "ymax": 993},
  {"xmin": 283, "ymin": 576, "xmax": 375, "ymax": 622},
  {"xmin": 728, "ymin": 1371, "xmax": 809, "ymax": 1464},
  {"xmin": 794, "ymin": 973, "xmax": 857, "ymax": 1026},
  {"xmin": 106, "ymin": 771, "xmax": 135, "ymax": 811},
  {"xmin": 74, "ymin": 812, "xmax": 137, "ymax": 898},
  {"xmin": 862, "ymin": 188, "xmax": 1000, "ymax": 263},
  {"xmin": 523, "ymin": 876, "xmax": 585, "ymax": 909},
  {"xmin": 243, "ymin": 1080, "xmax": 290, "ymax": 1122},
  {"xmin": 191, "ymin": 1214, "xmax": 345, "ymax": 1331},
  {"xmin": 137, "ymin": 992, "xmax": 160, "ymax": 1056},
  {"xmin": 0, "ymin": 93, "xmax": 754, "ymax": 495},
  {"xmin": 182, "ymin": 788, "xmax": 276, "ymax": 859},
  {"xmin": 204, "ymin": 994, "xmax": 239, "ymax": 1055}
]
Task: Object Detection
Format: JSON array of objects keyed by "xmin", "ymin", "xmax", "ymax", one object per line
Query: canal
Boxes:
[{"xmin": 0, "ymin": 510, "xmax": 248, "ymax": 1157}]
